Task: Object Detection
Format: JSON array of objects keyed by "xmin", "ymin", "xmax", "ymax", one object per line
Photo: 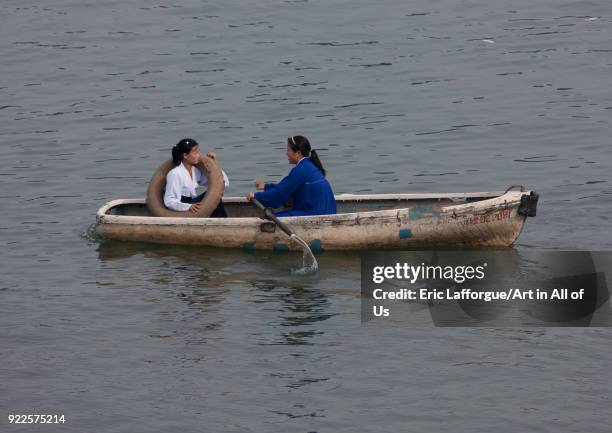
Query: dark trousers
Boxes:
[{"xmin": 181, "ymin": 192, "xmax": 227, "ymax": 218}]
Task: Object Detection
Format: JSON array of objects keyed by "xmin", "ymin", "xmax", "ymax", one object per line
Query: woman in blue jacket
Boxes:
[{"xmin": 247, "ymin": 135, "xmax": 336, "ymax": 216}]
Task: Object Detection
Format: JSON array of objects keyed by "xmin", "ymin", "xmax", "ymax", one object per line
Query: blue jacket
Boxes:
[{"xmin": 254, "ymin": 158, "xmax": 337, "ymax": 217}]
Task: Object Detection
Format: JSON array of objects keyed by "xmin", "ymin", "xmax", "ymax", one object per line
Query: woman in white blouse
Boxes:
[{"xmin": 163, "ymin": 138, "xmax": 230, "ymax": 217}]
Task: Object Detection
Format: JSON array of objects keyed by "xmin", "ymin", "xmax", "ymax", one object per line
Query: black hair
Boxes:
[
  {"xmin": 287, "ymin": 135, "xmax": 326, "ymax": 176},
  {"xmin": 171, "ymin": 138, "xmax": 199, "ymax": 166}
]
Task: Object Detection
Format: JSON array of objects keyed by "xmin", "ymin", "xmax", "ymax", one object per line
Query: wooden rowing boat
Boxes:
[{"xmin": 95, "ymin": 188, "xmax": 538, "ymax": 251}]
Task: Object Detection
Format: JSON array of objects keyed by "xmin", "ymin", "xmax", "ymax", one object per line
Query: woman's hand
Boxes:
[
  {"xmin": 206, "ymin": 152, "xmax": 217, "ymax": 160},
  {"xmin": 246, "ymin": 192, "xmax": 255, "ymax": 202},
  {"xmin": 189, "ymin": 203, "xmax": 202, "ymax": 214},
  {"xmin": 255, "ymin": 180, "xmax": 265, "ymax": 191}
]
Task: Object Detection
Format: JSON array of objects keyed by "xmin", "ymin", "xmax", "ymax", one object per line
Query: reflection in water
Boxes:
[
  {"xmin": 96, "ymin": 240, "xmax": 241, "ymax": 342},
  {"xmin": 250, "ymin": 279, "xmax": 335, "ymax": 394},
  {"xmin": 96, "ymin": 238, "xmax": 361, "ymax": 283},
  {"xmin": 252, "ymin": 280, "xmax": 334, "ymax": 345},
  {"xmin": 96, "ymin": 239, "xmax": 346, "ymax": 399},
  {"xmin": 96, "ymin": 239, "xmax": 355, "ymax": 340}
]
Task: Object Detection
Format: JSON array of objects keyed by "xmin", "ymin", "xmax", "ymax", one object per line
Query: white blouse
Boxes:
[{"xmin": 164, "ymin": 163, "xmax": 230, "ymax": 211}]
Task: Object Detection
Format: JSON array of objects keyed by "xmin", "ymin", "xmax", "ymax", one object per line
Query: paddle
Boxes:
[{"xmin": 252, "ymin": 198, "xmax": 318, "ymax": 274}]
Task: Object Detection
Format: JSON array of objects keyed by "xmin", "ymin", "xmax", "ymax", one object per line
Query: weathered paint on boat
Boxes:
[{"xmin": 95, "ymin": 190, "xmax": 538, "ymax": 251}]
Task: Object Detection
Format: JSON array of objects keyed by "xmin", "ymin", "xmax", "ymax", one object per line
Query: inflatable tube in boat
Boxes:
[{"xmin": 146, "ymin": 156, "xmax": 225, "ymax": 218}]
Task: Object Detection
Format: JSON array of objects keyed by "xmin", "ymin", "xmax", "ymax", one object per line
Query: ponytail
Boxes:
[
  {"xmin": 287, "ymin": 135, "xmax": 327, "ymax": 176},
  {"xmin": 171, "ymin": 138, "xmax": 199, "ymax": 166},
  {"xmin": 171, "ymin": 145, "xmax": 181, "ymax": 166},
  {"xmin": 309, "ymin": 149, "xmax": 326, "ymax": 177}
]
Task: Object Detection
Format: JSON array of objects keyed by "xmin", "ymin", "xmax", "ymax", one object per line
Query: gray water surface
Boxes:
[{"xmin": 1, "ymin": 0, "xmax": 611, "ymax": 432}]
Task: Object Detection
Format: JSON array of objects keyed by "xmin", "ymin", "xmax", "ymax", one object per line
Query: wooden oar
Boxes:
[{"xmin": 252, "ymin": 198, "xmax": 318, "ymax": 273}]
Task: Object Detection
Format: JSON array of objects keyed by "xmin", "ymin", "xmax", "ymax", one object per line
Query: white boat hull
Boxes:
[{"xmin": 96, "ymin": 190, "xmax": 538, "ymax": 251}]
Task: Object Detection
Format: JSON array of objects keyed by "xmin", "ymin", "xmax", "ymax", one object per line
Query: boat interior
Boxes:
[{"xmin": 104, "ymin": 192, "xmax": 503, "ymax": 218}]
